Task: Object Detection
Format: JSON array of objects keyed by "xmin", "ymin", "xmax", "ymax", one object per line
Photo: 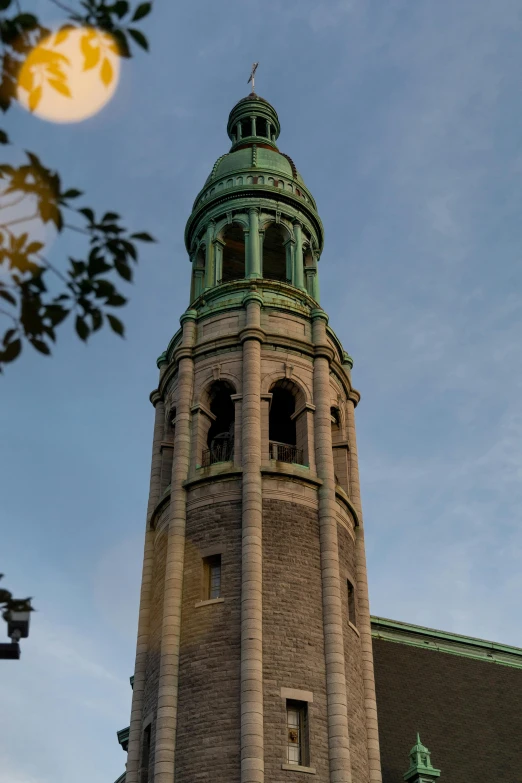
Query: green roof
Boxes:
[{"xmin": 371, "ymin": 615, "xmax": 522, "ymax": 670}]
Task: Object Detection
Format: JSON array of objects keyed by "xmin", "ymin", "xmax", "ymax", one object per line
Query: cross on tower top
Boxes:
[{"xmin": 247, "ymin": 62, "xmax": 259, "ymax": 92}]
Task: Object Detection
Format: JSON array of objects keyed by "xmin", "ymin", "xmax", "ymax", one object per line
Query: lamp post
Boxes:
[{"xmin": 0, "ymin": 600, "xmax": 32, "ymax": 660}]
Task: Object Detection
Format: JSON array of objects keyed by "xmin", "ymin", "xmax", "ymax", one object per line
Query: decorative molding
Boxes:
[
  {"xmin": 190, "ymin": 403, "xmax": 216, "ymax": 421},
  {"xmin": 291, "ymin": 402, "xmax": 316, "ymax": 421},
  {"xmin": 371, "ymin": 616, "xmax": 522, "ymax": 670}
]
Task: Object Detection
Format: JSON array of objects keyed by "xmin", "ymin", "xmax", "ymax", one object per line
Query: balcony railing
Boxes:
[
  {"xmin": 269, "ymin": 440, "xmax": 304, "ymax": 465},
  {"xmin": 201, "ymin": 438, "xmax": 234, "ymax": 467}
]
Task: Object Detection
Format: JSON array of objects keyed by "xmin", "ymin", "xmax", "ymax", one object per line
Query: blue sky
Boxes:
[{"xmin": 1, "ymin": 0, "xmax": 522, "ymax": 780}]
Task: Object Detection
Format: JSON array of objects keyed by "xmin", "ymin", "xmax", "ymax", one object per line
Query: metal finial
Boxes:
[{"xmin": 247, "ymin": 62, "xmax": 259, "ymax": 92}]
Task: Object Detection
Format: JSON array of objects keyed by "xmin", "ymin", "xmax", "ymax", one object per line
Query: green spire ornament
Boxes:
[{"xmin": 403, "ymin": 733, "xmax": 441, "ymax": 783}]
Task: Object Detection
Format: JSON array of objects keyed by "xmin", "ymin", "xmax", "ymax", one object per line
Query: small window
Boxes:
[
  {"xmin": 286, "ymin": 700, "xmax": 309, "ymax": 767},
  {"xmin": 203, "ymin": 554, "xmax": 222, "ymax": 600},
  {"xmin": 347, "ymin": 580, "xmax": 357, "ymax": 627},
  {"xmin": 140, "ymin": 724, "xmax": 151, "ymax": 783}
]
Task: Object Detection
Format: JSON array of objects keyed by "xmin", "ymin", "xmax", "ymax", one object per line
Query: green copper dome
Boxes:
[{"xmin": 184, "ymin": 93, "xmax": 325, "ymax": 302}]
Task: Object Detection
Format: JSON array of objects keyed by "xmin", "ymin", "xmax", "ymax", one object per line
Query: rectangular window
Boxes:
[
  {"xmin": 203, "ymin": 554, "xmax": 222, "ymax": 600},
  {"xmin": 347, "ymin": 580, "xmax": 357, "ymax": 627},
  {"xmin": 286, "ymin": 700, "xmax": 309, "ymax": 767},
  {"xmin": 140, "ymin": 724, "xmax": 151, "ymax": 783}
]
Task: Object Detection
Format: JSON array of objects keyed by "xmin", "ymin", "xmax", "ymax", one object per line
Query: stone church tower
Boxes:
[{"xmin": 124, "ymin": 93, "xmax": 382, "ymax": 783}]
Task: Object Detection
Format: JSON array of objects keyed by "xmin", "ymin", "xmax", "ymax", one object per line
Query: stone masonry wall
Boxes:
[
  {"xmin": 143, "ymin": 510, "xmax": 169, "ymax": 777},
  {"xmin": 174, "ymin": 494, "xmax": 242, "ymax": 783},
  {"xmin": 262, "ymin": 498, "xmax": 330, "ymax": 783},
  {"xmin": 337, "ymin": 524, "xmax": 370, "ymax": 783},
  {"xmin": 373, "ymin": 637, "xmax": 522, "ymax": 783}
]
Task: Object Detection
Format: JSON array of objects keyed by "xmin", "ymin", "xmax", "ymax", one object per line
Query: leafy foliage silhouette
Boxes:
[{"xmin": 0, "ymin": 0, "xmax": 155, "ymax": 372}]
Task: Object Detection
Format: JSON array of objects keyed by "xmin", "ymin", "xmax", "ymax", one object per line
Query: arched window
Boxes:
[
  {"xmin": 263, "ymin": 223, "xmax": 288, "ymax": 282},
  {"xmin": 331, "ymin": 406, "xmax": 349, "ymax": 493},
  {"xmin": 257, "ymin": 117, "xmax": 268, "ymax": 137},
  {"xmin": 221, "ymin": 224, "xmax": 245, "ymax": 283},
  {"xmin": 202, "ymin": 381, "xmax": 235, "ymax": 466},
  {"xmin": 160, "ymin": 407, "xmax": 175, "ymax": 494},
  {"xmin": 191, "ymin": 245, "xmax": 205, "ymax": 301},
  {"xmin": 268, "ymin": 380, "xmax": 306, "ymax": 465}
]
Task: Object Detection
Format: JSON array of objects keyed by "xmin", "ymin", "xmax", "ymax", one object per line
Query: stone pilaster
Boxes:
[
  {"xmin": 293, "ymin": 221, "xmax": 305, "ymax": 291},
  {"xmin": 153, "ymin": 310, "xmax": 197, "ymax": 783},
  {"xmin": 204, "ymin": 223, "xmax": 215, "ymax": 290},
  {"xmin": 240, "ymin": 291, "xmax": 265, "ymax": 783},
  {"xmin": 126, "ymin": 396, "xmax": 165, "ymax": 783},
  {"xmin": 248, "ymin": 208, "xmax": 261, "ymax": 279},
  {"xmin": 312, "ymin": 309, "xmax": 353, "ymax": 783},
  {"xmin": 346, "ymin": 392, "xmax": 382, "ymax": 783}
]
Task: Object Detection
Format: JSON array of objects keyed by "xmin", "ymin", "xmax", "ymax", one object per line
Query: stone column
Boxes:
[
  {"xmin": 231, "ymin": 394, "xmax": 243, "ymax": 467},
  {"xmin": 312, "ymin": 309, "xmax": 353, "ymax": 783},
  {"xmin": 247, "ymin": 208, "xmax": 261, "ymax": 279},
  {"xmin": 126, "ymin": 395, "xmax": 165, "ymax": 783},
  {"xmin": 154, "ymin": 310, "xmax": 197, "ymax": 783},
  {"xmin": 240, "ymin": 291, "xmax": 265, "ymax": 783},
  {"xmin": 204, "ymin": 224, "xmax": 215, "ymax": 290},
  {"xmin": 293, "ymin": 221, "xmax": 305, "ymax": 291},
  {"xmin": 214, "ymin": 238, "xmax": 225, "ymax": 284},
  {"xmin": 346, "ymin": 392, "xmax": 382, "ymax": 783}
]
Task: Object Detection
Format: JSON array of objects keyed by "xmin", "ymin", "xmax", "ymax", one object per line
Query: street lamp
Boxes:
[{"xmin": 0, "ymin": 607, "xmax": 31, "ymax": 660}]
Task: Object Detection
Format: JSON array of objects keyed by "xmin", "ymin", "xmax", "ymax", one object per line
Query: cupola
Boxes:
[{"xmin": 227, "ymin": 92, "xmax": 281, "ymax": 151}]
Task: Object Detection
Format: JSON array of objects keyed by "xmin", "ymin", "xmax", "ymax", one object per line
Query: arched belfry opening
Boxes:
[
  {"xmin": 203, "ymin": 381, "xmax": 235, "ymax": 465},
  {"xmin": 331, "ymin": 405, "xmax": 349, "ymax": 493},
  {"xmin": 221, "ymin": 224, "xmax": 245, "ymax": 282},
  {"xmin": 268, "ymin": 379, "xmax": 306, "ymax": 465},
  {"xmin": 191, "ymin": 245, "xmax": 205, "ymax": 301},
  {"xmin": 263, "ymin": 223, "xmax": 288, "ymax": 282}
]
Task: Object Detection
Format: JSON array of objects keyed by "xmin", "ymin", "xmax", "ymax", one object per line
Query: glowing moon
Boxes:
[{"xmin": 17, "ymin": 27, "xmax": 121, "ymax": 123}]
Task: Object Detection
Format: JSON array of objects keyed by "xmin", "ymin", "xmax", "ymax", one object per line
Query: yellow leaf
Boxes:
[
  {"xmin": 54, "ymin": 28, "xmax": 70, "ymax": 46},
  {"xmin": 48, "ymin": 78, "xmax": 72, "ymax": 98},
  {"xmin": 18, "ymin": 65, "xmax": 34, "ymax": 93},
  {"xmin": 81, "ymin": 36, "xmax": 100, "ymax": 70},
  {"xmin": 28, "ymin": 48, "xmax": 69, "ymax": 66},
  {"xmin": 28, "ymin": 85, "xmax": 42, "ymax": 112},
  {"xmin": 100, "ymin": 57, "xmax": 113, "ymax": 87}
]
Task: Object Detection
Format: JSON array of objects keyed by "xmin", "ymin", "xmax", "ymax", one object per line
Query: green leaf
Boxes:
[
  {"xmin": 111, "ymin": 29, "xmax": 131, "ymax": 57},
  {"xmin": 79, "ymin": 207, "xmax": 95, "ymax": 223},
  {"xmin": 128, "ymin": 28, "xmax": 148, "ymax": 50},
  {"xmin": 62, "ymin": 188, "xmax": 83, "ymax": 199},
  {"xmin": 112, "ymin": 0, "xmax": 130, "ymax": 18},
  {"xmin": 130, "ymin": 231, "xmax": 155, "ymax": 242},
  {"xmin": 0, "ymin": 0, "xmax": 12, "ymax": 10},
  {"xmin": 45, "ymin": 305, "xmax": 69, "ymax": 326},
  {"xmin": 132, "ymin": 2, "xmax": 152, "ymax": 21},
  {"xmin": 0, "ymin": 337, "xmax": 21, "ymax": 363},
  {"xmin": 91, "ymin": 309, "xmax": 103, "ymax": 331},
  {"xmin": 107, "ymin": 313, "xmax": 124, "ymax": 336},
  {"xmin": 115, "ymin": 259, "xmax": 132, "ymax": 281},
  {"xmin": 0, "ymin": 129, "xmax": 9, "ymax": 144},
  {"xmin": 106, "ymin": 294, "xmax": 127, "ymax": 307},
  {"xmin": 0, "ymin": 289, "xmax": 16, "ymax": 305},
  {"xmin": 75, "ymin": 315, "xmax": 89, "ymax": 341},
  {"xmin": 102, "ymin": 211, "xmax": 120, "ymax": 222},
  {"xmin": 14, "ymin": 13, "xmax": 38, "ymax": 29},
  {"xmin": 30, "ymin": 337, "xmax": 51, "ymax": 355}
]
